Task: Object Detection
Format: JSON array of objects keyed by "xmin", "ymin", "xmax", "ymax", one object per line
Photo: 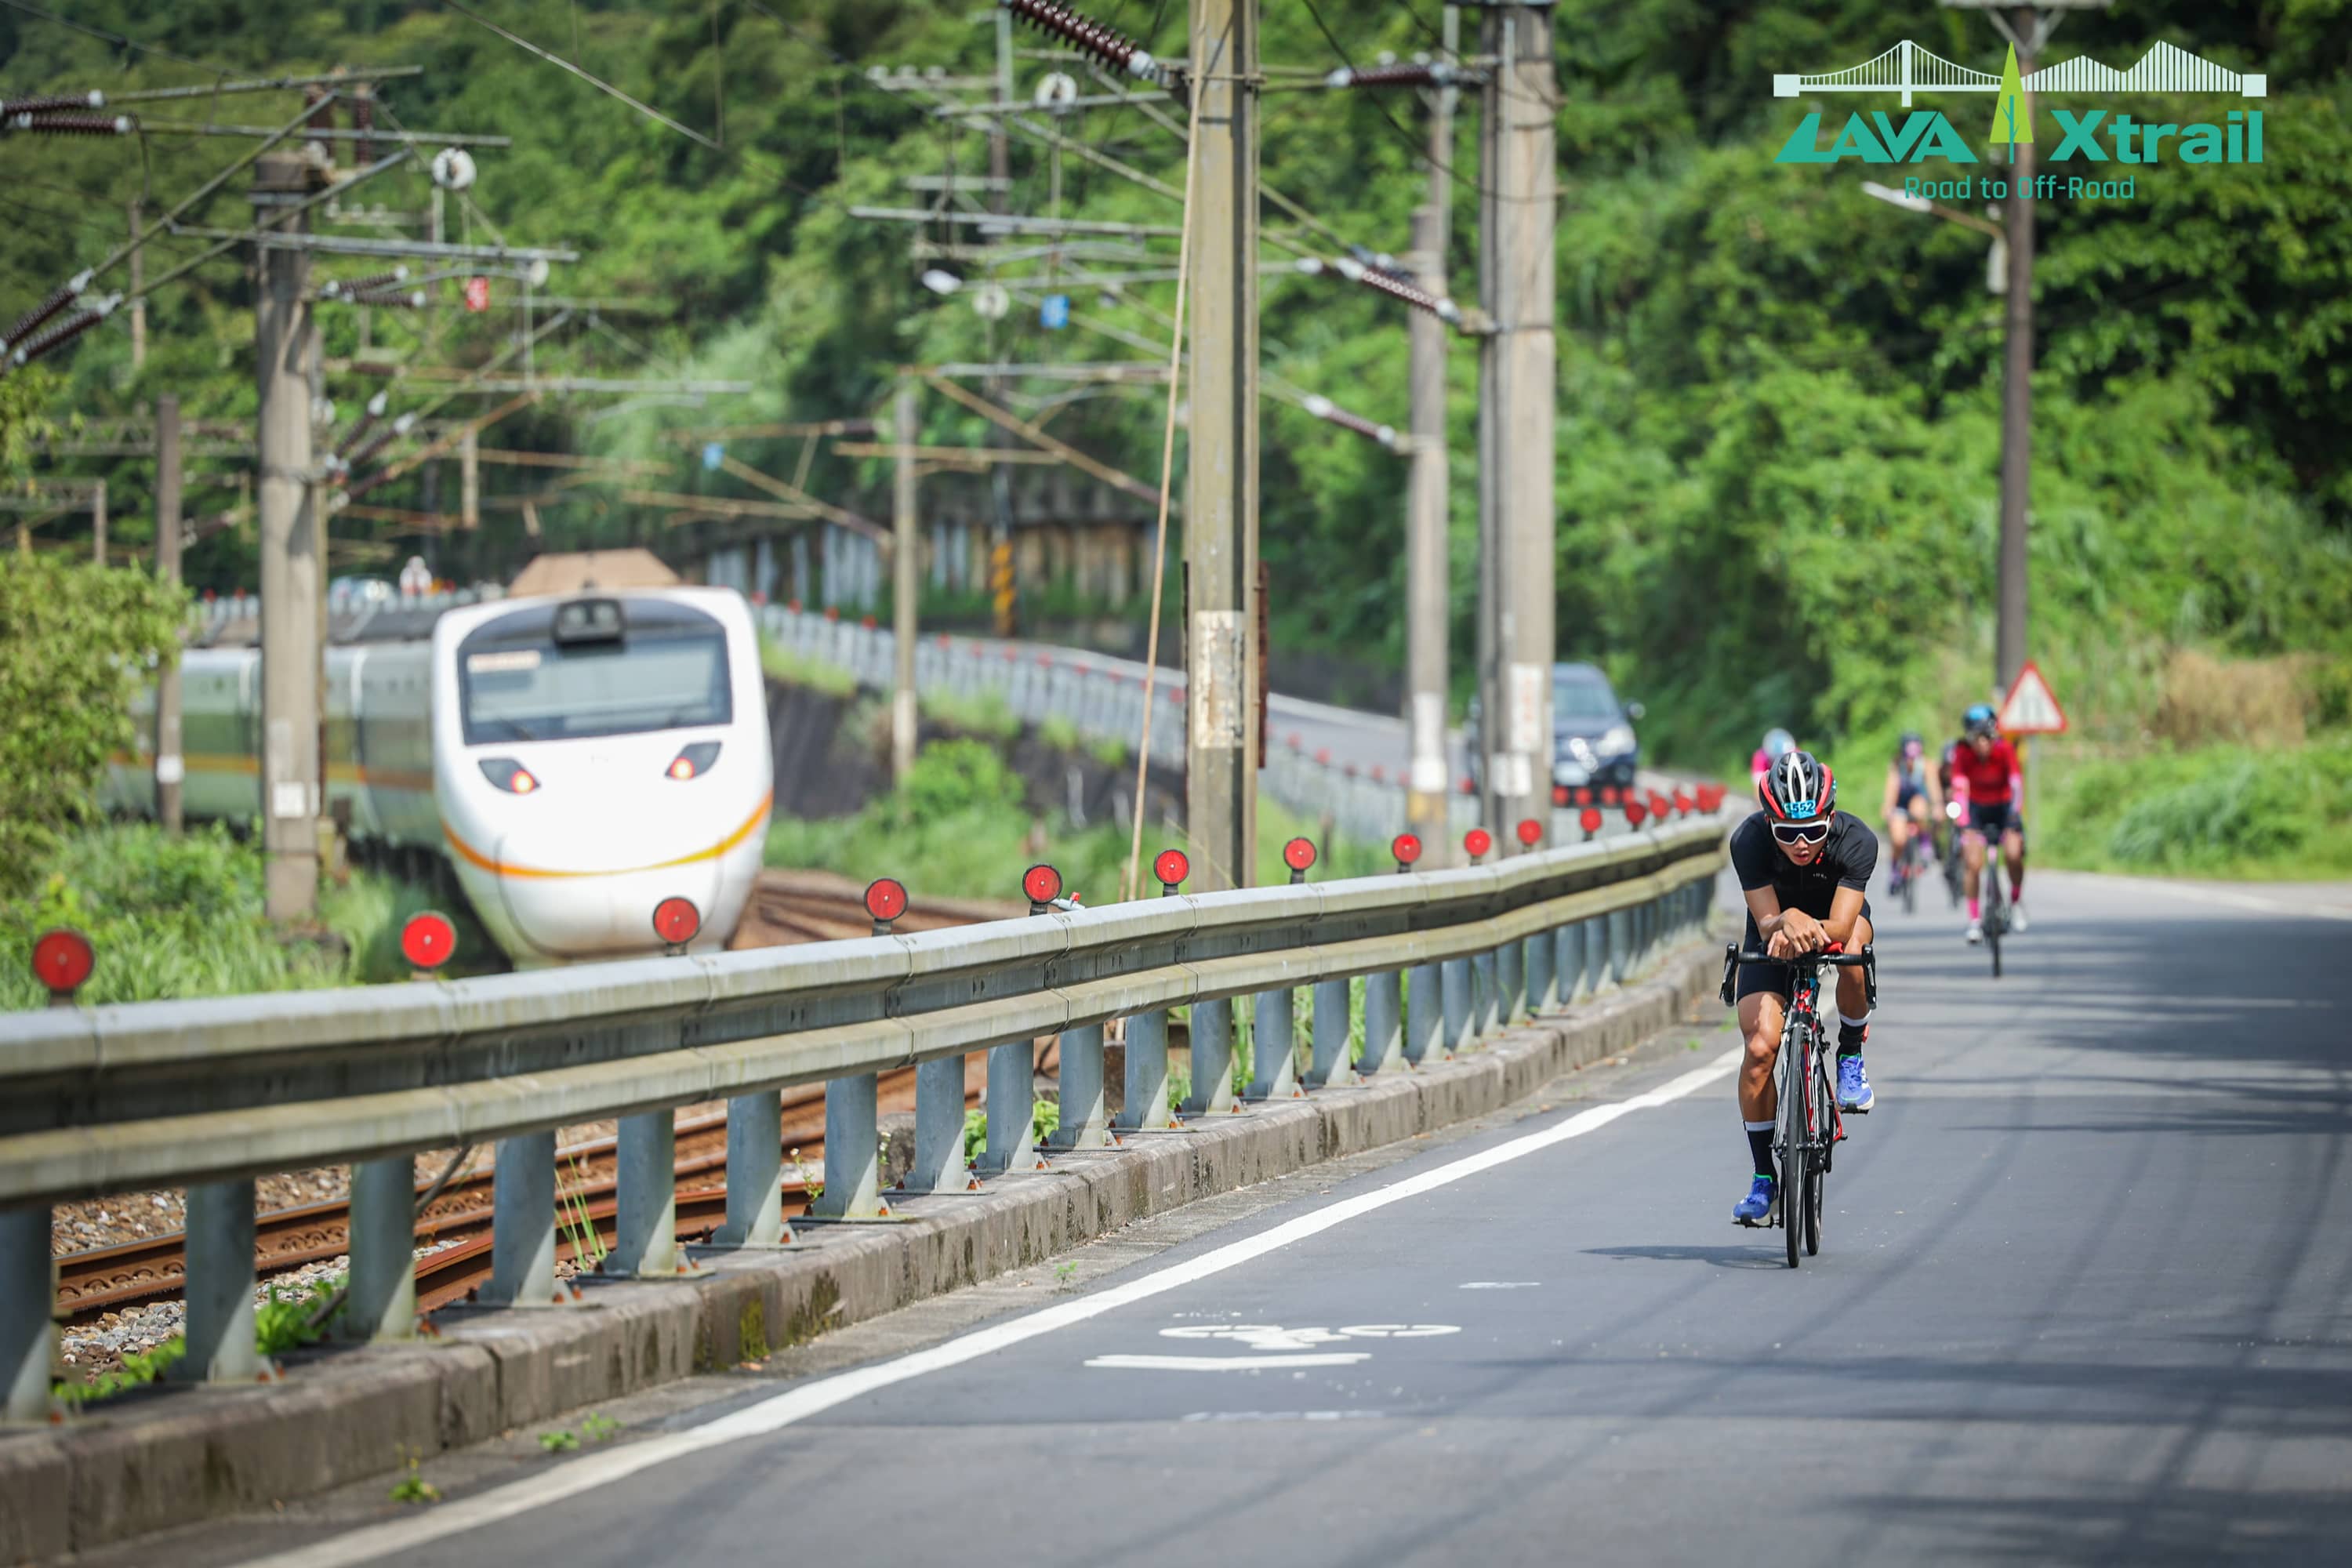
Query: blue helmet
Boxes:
[
  {"xmin": 1761, "ymin": 727, "xmax": 1795, "ymax": 760},
  {"xmin": 1963, "ymin": 702, "xmax": 1998, "ymax": 739}
]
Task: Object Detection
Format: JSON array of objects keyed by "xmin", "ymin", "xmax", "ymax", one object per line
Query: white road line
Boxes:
[
  {"xmin": 239, "ymin": 1047, "xmax": 1743, "ymax": 1568},
  {"xmin": 1085, "ymin": 1352, "xmax": 1373, "ymax": 1370}
]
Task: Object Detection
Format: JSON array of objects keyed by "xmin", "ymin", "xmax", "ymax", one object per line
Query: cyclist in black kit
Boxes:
[{"xmin": 1726, "ymin": 750, "xmax": 1878, "ymax": 1226}]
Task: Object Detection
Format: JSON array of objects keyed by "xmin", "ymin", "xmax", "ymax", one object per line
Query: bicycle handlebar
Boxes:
[{"xmin": 1724, "ymin": 945, "xmax": 1871, "ymax": 967}]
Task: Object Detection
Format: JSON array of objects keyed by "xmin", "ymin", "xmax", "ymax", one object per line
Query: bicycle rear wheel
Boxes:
[
  {"xmin": 1804, "ymin": 1052, "xmax": 1830, "ymax": 1255},
  {"xmin": 1782, "ymin": 1142, "xmax": 1806, "ymax": 1269},
  {"xmin": 1900, "ymin": 858, "xmax": 1918, "ymax": 914},
  {"xmin": 1986, "ymin": 867, "xmax": 2005, "ymax": 978}
]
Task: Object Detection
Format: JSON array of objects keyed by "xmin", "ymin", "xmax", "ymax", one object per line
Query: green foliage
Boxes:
[
  {"xmin": 919, "ymin": 687, "xmax": 1021, "ymax": 742},
  {"xmin": 538, "ymin": 1428, "xmax": 581, "ymax": 1454},
  {"xmin": 0, "ymin": 826, "xmax": 487, "ymax": 1011},
  {"xmin": 0, "ymin": 557, "xmax": 185, "ymax": 881},
  {"xmin": 0, "ymin": 366, "xmax": 56, "ymax": 482},
  {"xmin": 52, "ymin": 1334, "xmax": 186, "ymax": 1406},
  {"xmin": 389, "ymin": 1454, "xmax": 442, "ymax": 1506},
  {"xmin": 2035, "ymin": 739, "xmax": 2352, "ymax": 879},
  {"xmin": 5, "ymin": 3, "xmax": 2343, "ymax": 767},
  {"xmin": 582, "ymin": 1413, "xmax": 622, "ymax": 1443},
  {"xmin": 760, "ymin": 636, "xmax": 857, "ymax": 698},
  {"xmin": 254, "ymin": 1276, "xmax": 337, "ymax": 1356}
]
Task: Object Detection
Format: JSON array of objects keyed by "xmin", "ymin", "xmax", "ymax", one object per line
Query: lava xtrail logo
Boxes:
[{"xmin": 1769, "ymin": 38, "xmax": 2268, "ymax": 199}]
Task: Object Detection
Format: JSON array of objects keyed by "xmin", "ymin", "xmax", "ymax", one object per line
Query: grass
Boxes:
[
  {"xmin": 2033, "ymin": 735, "xmax": 2352, "ymax": 880},
  {"xmin": 55, "ymin": 1275, "xmax": 336, "ymax": 1406},
  {"xmin": 763, "ymin": 739, "xmax": 1395, "ymax": 906},
  {"xmin": 757, "ymin": 634, "xmax": 858, "ymax": 698},
  {"xmin": 0, "ymin": 824, "xmax": 493, "ymax": 1011}
]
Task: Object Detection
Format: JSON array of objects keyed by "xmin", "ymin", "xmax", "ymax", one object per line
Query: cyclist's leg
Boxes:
[
  {"xmin": 2003, "ymin": 824, "xmax": 2026, "ymax": 894},
  {"xmin": 1907, "ymin": 793, "xmax": 1933, "ymax": 853},
  {"xmin": 1834, "ymin": 912, "xmax": 1877, "ymax": 1110},
  {"xmin": 1733, "ymin": 933, "xmax": 1792, "ymax": 1216}
]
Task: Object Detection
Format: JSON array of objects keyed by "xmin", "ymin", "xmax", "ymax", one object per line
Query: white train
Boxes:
[{"xmin": 107, "ymin": 588, "xmax": 773, "ymax": 966}]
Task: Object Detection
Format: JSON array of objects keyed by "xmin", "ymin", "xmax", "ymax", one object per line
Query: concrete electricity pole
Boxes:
[
  {"xmin": 89, "ymin": 480, "xmax": 106, "ymax": 564},
  {"xmin": 1184, "ymin": 0, "xmax": 1261, "ymax": 891},
  {"xmin": 989, "ymin": 7, "xmax": 1018, "ymax": 635},
  {"xmin": 253, "ymin": 151, "xmax": 324, "ymax": 921},
  {"xmin": 892, "ymin": 379, "xmax": 920, "ymax": 783},
  {"xmin": 154, "ymin": 396, "xmax": 185, "ymax": 833},
  {"xmin": 1473, "ymin": 0, "xmax": 1558, "ymax": 848},
  {"xmin": 1947, "ymin": 0, "xmax": 2108, "ymax": 692},
  {"xmin": 1404, "ymin": 9, "xmax": 1461, "ymax": 851}
]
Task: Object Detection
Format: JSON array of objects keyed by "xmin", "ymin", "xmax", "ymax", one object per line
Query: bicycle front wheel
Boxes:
[
  {"xmin": 1805, "ymin": 1053, "xmax": 1831, "ymax": 1255},
  {"xmin": 1783, "ymin": 1142, "xmax": 1806, "ymax": 1269}
]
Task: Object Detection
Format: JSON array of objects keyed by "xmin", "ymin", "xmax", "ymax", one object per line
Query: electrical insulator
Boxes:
[
  {"xmin": 350, "ymin": 289, "xmax": 428, "ymax": 310},
  {"xmin": 1323, "ymin": 62, "xmax": 1479, "ymax": 89},
  {"xmin": 7, "ymin": 296, "xmax": 117, "ymax": 368},
  {"xmin": 0, "ymin": 92, "xmax": 106, "ymax": 115},
  {"xmin": 3, "ymin": 268, "xmax": 93, "ymax": 350},
  {"xmin": 1301, "ymin": 394, "xmax": 1399, "ymax": 451},
  {"xmin": 998, "ymin": 1, "xmax": 1173, "ymax": 90},
  {"xmin": 5, "ymin": 112, "xmax": 135, "ymax": 136},
  {"xmin": 323, "ymin": 267, "xmax": 409, "ymax": 301}
]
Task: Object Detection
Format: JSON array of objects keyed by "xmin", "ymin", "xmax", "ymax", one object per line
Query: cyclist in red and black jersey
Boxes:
[{"xmin": 1950, "ymin": 703, "xmax": 2027, "ymax": 942}]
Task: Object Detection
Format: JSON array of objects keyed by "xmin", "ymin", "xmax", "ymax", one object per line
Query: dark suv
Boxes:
[{"xmin": 1466, "ymin": 662, "xmax": 1642, "ymax": 796}]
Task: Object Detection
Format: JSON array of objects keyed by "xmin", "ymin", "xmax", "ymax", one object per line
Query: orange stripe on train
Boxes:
[{"xmin": 441, "ymin": 793, "xmax": 773, "ymax": 880}]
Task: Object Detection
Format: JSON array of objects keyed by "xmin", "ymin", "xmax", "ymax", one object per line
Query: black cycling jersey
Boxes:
[{"xmin": 1729, "ymin": 808, "xmax": 1878, "ymax": 920}]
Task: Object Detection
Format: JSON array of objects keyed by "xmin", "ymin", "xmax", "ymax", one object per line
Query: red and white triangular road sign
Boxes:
[{"xmin": 1998, "ymin": 660, "xmax": 2069, "ymax": 735}]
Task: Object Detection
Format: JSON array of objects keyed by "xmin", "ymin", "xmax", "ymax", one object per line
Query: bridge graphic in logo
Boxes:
[{"xmin": 1773, "ymin": 40, "xmax": 2267, "ymax": 107}]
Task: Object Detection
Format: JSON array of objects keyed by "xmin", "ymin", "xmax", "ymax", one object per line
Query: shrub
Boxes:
[{"xmin": 0, "ymin": 556, "xmax": 187, "ymax": 887}]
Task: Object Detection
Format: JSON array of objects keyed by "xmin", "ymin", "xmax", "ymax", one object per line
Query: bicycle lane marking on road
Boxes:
[{"xmin": 238, "ymin": 1047, "xmax": 1745, "ymax": 1568}]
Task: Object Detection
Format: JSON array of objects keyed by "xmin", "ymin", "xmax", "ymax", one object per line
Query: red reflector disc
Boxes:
[
  {"xmin": 1515, "ymin": 818, "xmax": 1542, "ymax": 846},
  {"xmin": 1465, "ymin": 828, "xmax": 1493, "ymax": 858},
  {"xmin": 398, "ymin": 912, "xmax": 456, "ymax": 971},
  {"xmin": 865, "ymin": 877, "xmax": 907, "ymax": 923},
  {"xmin": 1625, "ymin": 802, "xmax": 1649, "ymax": 826},
  {"xmin": 1022, "ymin": 863, "xmax": 1062, "ymax": 904},
  {"xmin": 1391, "ymin": 833, "xmax": 1422, "ymax": 866},
  {"xmin": 1579, "ymin": 808, "xmax": 1604, "ymax": 833},
  {"xmin": 1283, "ymin": 837, "xmax": 1317, "ymax": 872},
  {"xmin": 1153, "ymin": 848, "xmax": 1190, "ymax": 887},
  {"xmin": 652, "ymin": 897, "xmax": 702, "ymax": 946},
  {"xmin": 1552, "ymin": 786, "xmax": 1569, "ymax": 807},
  {"xmin": 31, "ymin": 927, "xmax": 94, "ymax": 994}
]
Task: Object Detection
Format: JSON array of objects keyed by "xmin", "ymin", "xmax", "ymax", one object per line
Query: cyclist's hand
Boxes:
[{"xmin": 1767, "ymin": 910, "xmax": 1828, "ymax": 958}]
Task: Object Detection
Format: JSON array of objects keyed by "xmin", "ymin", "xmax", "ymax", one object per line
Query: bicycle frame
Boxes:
[{"xmin": 1722, "ymin": 944, "xmax": 1873, "ymax": 1265}]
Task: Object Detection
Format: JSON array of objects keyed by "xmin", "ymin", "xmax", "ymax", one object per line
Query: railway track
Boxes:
[{"xmin": 54, "ymin": 871, "xmax": 1023, "ymax": 1327}]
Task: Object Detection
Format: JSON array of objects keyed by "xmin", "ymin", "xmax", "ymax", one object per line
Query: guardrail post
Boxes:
[
  {"xmin": 2, "ymin": 1208, "xmax": 51, "ymax": 1421},
  {"xmin": 713, "ymin": 1090, "xmax": 788, "ymax": 1247},
  {"xmin": 905, "ymin": 1054, "xmax": 975, "ymax": 1192},
  {"xmin": 1305, "ymin": 978, "xmax": 1355, "ymax": 1088},
  {"xmin": 1403, "ymin": 963, "xmax": 1443, "ymax": 1064},
  {"xmin": 173, "ymin": 1180, "xmax": 262, "ymax": 1382},
  {"xmin": 342, "ymin": 1156, "xmax": 416, "ymax": 1341},
  {"xmin": 981, "ymin": 1040, "xmax": 1047, "ymax": 1172},
  {"xmin": 1497, "ymin": 938, "xmax": 1526, "ymax": 1023},
  {"xmin": 1048, "ymin": 1024, "xmax": 1112, "ymax": 1149},
  {"xmin": 609, "ymin": 1112, "xmax": 681, "ymax": 1276},
  {"xmin": 1606, "ymin": 906, "xmax": 1632, "ymax": 989},
  {"xmin": 1470, "ymin": 949, "xmax": 1501, "ymax": 1040},
  {"xmin": 1247, "ymin": 988, "xmax": 1299, "ymax": 1099},
  {"xmin": 812, "ymin": 1073, "xmax": 885, "ymax": 1218},
  {"xmin": 1441, "ymin": 956, "xmax": 1474, "ymax": 1055},
  {"xmin": 483, "ymin": 1131, "xmax": 561, "ymax": 1305},
  {"xmin": 1359, "ymin": 971, "xmax": 1403, "ymax": 1076},
  {"xmin": 1554, "ymin": 919, "xmax": 1585, "ymax": 1005},
  {"xmin": 1526, "ymin": 923, "xmax": 1558, "ymax": 1014},
  {"xmin": 1116, "ymin": 1011, "xmax": 1173, "ymax": 1130},
  {"xmin": 1183, "ymin": 998, "xmax": 1238, "ymax": 1114}
]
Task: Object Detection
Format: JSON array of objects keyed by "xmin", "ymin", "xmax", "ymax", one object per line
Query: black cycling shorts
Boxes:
[
  {"xmin": 1736, "ymin": 903, "xmax": 1873, "ymax": 1003},
  {"xmin": 1895, "ymin": 779, "xmax": 1926, "ymax": 811},
  {"xmin": 1967, "ymin": 800, "xmax": 2016, "ymax": 838}
]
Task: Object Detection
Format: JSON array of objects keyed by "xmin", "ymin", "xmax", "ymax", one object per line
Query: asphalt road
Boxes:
[{"xmin": 216, "ymin": 869, "xmax": 2351, "ymax": 1568}]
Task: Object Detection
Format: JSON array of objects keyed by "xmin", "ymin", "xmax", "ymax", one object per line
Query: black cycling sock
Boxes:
[
  {"xmin": 1837, "ymin": 1022, "xmax": 1867, "ymax": 1056},
  {"xmin": 1745, "ymin": 1125, "xmax": 1775, "ymax": 1178}
]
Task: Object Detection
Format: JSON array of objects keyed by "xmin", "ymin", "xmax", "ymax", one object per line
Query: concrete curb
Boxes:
[{"xmin": 0, "ymin": 936, "xmax": 1726, "ymax": 1563}]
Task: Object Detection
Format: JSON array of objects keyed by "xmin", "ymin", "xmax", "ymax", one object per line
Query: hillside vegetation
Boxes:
[{"xmin": 5, "ymin": 2, "xmax": 2348, "ymax": 833}]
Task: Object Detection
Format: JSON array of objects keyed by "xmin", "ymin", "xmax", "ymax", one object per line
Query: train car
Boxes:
[{"xmin": 106, "ymin": 587, "xmax": 772, "ymax": 966}]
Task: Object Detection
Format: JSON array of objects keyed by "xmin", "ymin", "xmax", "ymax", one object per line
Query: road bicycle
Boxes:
[
  {"xmin": 1958, "ymin": 821, "xmax": 2013, "ymax": 979},
  {"xmin": 1940, "ymin": 804, "xmax": 1967, "ymax": 910},
  {"xmin": 1722, "ymin": 942, "xmax": 1875, "ymax": 1268},
  {"xmin": 1886, "ymin": 823, "xmax": 1929, "ymax": 915}
]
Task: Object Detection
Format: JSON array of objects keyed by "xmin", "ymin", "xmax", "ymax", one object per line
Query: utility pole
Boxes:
[
  {"xmin": 989, "ymin": 8, "xmax": 1018, "ymax": 636},
  {"xmin": 154, "ymin": 397, "xmax": 185, "ymax": 833},
  {"xmin": 89, "ymin": 480, "xmax": 106, "ymax": 564},
  {"xmin": 253, "ymin": 151, "xmax": 323, "ymax": 921},
  {"xmin": 892, "ymin": 379, "xmax": 920, "ymax": 784},
  {"xmin": 127, "ymin": 200, "xmax": 147, "ymax": 372},
  {"xmin": 1405, "ymin": 7, "xmax": 1460, "ymax": 851},
  {"xmin": 1947, "ymin": 0, "xmax": 2105, "ymax": 692},
  {"xmin": 1473, "ymin": 0, "xmax": 1557, "ymax": 848},
  {"xmin": 1185, "ymin": 0, "xmax": 1261, "ymax": 891}
]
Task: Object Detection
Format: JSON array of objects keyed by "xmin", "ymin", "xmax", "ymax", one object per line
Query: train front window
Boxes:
[{"xmin": 459, "ymin": 601, "xmax": 732, "ymax": 745}]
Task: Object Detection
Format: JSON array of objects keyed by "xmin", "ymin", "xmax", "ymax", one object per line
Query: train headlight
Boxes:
[
  {"xmin": 480, "ymin": 758, "xmax": 539, "ymax": 794},
  {"xmin": 666, "ymin": 741, "xmax": 722, "ymax": 781}
]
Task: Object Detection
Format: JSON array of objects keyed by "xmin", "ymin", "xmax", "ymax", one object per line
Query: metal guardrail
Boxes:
[
  {"xmin": 759, "ymin": 602, "xmax": 1478, "ymax": 845},
  {"xmin": 0, "ymin": 808, "xmax": 1726, "ymax": 1417}
]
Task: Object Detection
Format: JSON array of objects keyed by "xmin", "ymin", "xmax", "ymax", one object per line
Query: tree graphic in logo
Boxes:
[{"xmin": 1988, "ymin": 42, "xmax": 2032, "ymax": 158}]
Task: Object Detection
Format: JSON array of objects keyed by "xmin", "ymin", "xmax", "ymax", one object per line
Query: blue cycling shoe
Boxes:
[
  {"xmin": 1837, "ymin": 1054, "xmax": 1875, "ymax": 1113},
  {"xmin": 1733, "ymin": 1175, "xmax": 1777, "ymax": 1227}
]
